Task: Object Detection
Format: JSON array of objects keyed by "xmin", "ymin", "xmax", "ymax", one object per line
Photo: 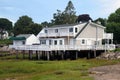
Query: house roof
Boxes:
[
  {"xmin": 10, "ymin": 34, "xmax": 32, "ymax": 40},
  {"xmin": 44, "ymin": 22, "xmax": 105, "ymax": 30},
  {"xmin": 9, "ymin": 36, "xmax": 26, "ymax": 40},
  {"xmin": 44, "ymin": 23, "xmax": 86, "ymax": 29},
  {"xmin": 16, "ymin": 34, "xmax": 32, "ymax": 39}
]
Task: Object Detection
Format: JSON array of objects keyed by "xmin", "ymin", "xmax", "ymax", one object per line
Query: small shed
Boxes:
[{"xmin": 10, "ymin": 34, "xmax": 40, "ymax": 45}]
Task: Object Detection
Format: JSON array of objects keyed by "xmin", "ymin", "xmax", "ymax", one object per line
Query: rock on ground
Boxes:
[{"xmin": 98, "ymin": 52, "xmax": 120, "ymax": 60}]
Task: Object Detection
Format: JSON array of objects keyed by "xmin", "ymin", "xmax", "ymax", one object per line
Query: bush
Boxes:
[
  {"xmin": 114, "ymin": 48, "xmax": 120, "ymax": 52},
  {"xmin": 0, "ymin": 39, "xmax": 12, "ymax": 46}
]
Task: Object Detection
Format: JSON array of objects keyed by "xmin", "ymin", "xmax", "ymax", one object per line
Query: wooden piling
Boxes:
[
  {"xmin": 38, "ymin": 51, "xmax": 41, "ymax": 60},
  {"xmin": 22, "ymin": 50, "xmax": 25, "ymax": 59},
  {"xmin": 87, "ymin": 51, "xmax": 90, "ymax": 59},
  {"xmin": 61, "ymin": 51, "xmax": 64, "ymax": 60},
  {"xmin": 94, "ymin": 50, "xmax": 96, "ymax": 58},
  {"xmin": 47, "ymin": 51, "xmax": 50, "ymax": 60},
  {"xmin": 29, "ymin": 50, "xmax": 33, "ymax": 60},
  {"xmin": 76, "ymin": 51, "xmax": 78, "ymax": 59},
  {"xmin": 16, "ymin": 50, "xmax": 18, "ymax": 59},
  {"xmin": 36, "ymin": 51, "xmax": 38, "ymax": 60}
]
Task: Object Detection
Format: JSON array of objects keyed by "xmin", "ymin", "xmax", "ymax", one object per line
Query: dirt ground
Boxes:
[{"xmin": 89, "ymin": 63, "xmax": 120, "ymax": 80}]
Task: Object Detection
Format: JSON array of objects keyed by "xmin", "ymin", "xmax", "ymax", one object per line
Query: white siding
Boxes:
[
  {"xmin": 103, "ymin": 33, "xmax": 113, "ymax": 39},
  {"xmin": 26, "ymin": 34, "xmax": 40, "ymax": 45},
  {"xmin": 77, "ymin": 24, "xmax": 104, "ymax": 38},
  {"xmin": 13, "ymin": 40, "xmax": 25, "ymax": 45}
]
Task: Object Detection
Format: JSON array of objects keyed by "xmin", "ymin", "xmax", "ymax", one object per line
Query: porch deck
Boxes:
[{"xmin": 9, "ymin": 44, "xmax": 115, "ymax": 51}]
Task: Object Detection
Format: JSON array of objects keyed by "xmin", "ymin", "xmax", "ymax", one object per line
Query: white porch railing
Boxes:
[
  {"xmin": 9, "ymin": 45, "xmax": 51, "ymax": 51},
  {"xmin": 39, "ymin": 32, "xmax": 74, "ymax": 37},
  {"xmin": 9, "ymin": 44, "xmax": 115, "ymax": 51}
]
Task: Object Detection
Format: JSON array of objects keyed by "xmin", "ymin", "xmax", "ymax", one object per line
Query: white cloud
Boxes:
[
  {"xmin": 2, "ymin": 6, "xmax": 14, "ymax": 11},
  {"xmin": 0, "ymin": 6, "xmax": 25, "ymax": 13},
  {"xmin": 99, "ymin": 0, "xmax": 120, "ymax": 17}
]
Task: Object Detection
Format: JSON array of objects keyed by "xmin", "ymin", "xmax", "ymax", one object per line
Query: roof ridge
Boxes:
[{"xmin": 46, "ymin": 22, "xmax": 88, "ymax": 28}]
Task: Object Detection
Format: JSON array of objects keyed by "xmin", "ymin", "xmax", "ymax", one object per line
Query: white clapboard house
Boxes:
[
  {"xmin": 9, "ymin": 21, "xmax": 115, "ymax": 51},
  {"xmin": 10, "ymin": 34, "xmax": 40, "ymax": 48}
]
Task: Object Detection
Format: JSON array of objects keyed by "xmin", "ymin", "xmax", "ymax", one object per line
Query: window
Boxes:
[
  {"xmin": 45, "ymin": 30, "xmax": 47, "ymax": 33},
  {"xmin": 55, "ymin": 29, "xmax": 58, "ymax": 33},
  {"xmin": 40, "ymin": 40, "xmax": 46, "ymax": 44},
  {"xmin": 75, "ymin": 27, "xmax": 78, "ymax": 33},
  {"xmin": 82, "ymin": 39, "xmax": 85, "ymax": 44},
  {"xmin": 54, "ymin": 40, "xmax": 57, "ymax": 45},
  {"xmin": 49, "ymin": 40, "xmax": 52, "ymax": 45},
  {"xmin": 69, "ymin": 28, "xmax": 73, "ymax": 32},
  {"xmin": 22, "ymin": 41, "xmax": 25, "ymax": 44},
  {"xmin": 102, "ymin": 39, "xmax": 112, "ymax": 45},
  {"xmin": 60, "ymin": 40, "xmax": 62, "ymax": 45},
  {"xmin": 94, "ymin": 41, "xmax": 99, "ymax": 45}
]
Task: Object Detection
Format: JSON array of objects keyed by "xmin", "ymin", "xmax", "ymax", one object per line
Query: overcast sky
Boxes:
[{"xmin": 0, "ymin": 0, "xmax": 120, "ymax": 23}]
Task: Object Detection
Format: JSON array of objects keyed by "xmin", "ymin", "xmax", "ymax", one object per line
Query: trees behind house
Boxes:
[
  {"xmin": 13, "ymin": 15, "xmax": 33, "ymax": 35},
  {"xmin": 41, "ymin": 21, "xmax": 53, "ymax": 28},
  {"xmin": 0, "ymin": 18, "xmax": 12, "ymax": 30},
  {"xmin": 13, "ymin": 15, "xmax": 42, "ymax": 36},
  {"xmin": 51, "ymin": 1, "xmax": 77, "ymax": 25},
  {"xmin": 0, "ymin": 18, "xmax": 13, "ymax": 39},
  {"xmin": 106, "ymin": 8, "xmax": 120, "ymax": 44},
  {"xmin": 28, "ymin": 23, "xmax": 42, "ymax": 35},
  {"xmin": 94, "ymin": 18, "xmax": 107, "ymax": 26}
]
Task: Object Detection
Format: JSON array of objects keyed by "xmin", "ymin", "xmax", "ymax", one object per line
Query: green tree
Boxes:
[
  {"xmin": 14, "ymin": 15, "xmax": 33, "ymax": 35},
  {"xmin": 0, "ymin": 18, "xmax": 13, "ymax": 39},
  {"xmin": 94, "ymin": 18, "xmax": 107, "ymax": 26},
  {"xmin": 106, "ymin": 8, "xmax": 120, "ymax": 44},
  {"xmin": 41, "ymin": 21, "xmax": 53, "ymax": 28},
  {"xmin": 0, "ymin": 18, "xmax": 12, "ymax": 30},
  {"xmin": 52, "ymin": 1, "xmax": 77, "ymax": 25},
  {"xmin": 28, "ymin": 23, "xmax": 42, "ymax": 35}
]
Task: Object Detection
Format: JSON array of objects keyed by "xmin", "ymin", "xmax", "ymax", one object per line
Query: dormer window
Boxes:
[
  {"xmin": 69, "ymin": 28, "xmax": 73, "ymax": 32},
  {"xmin": 55, "ymin": 29, "xmax": 58, "ymax": 33},
  {"xmin": 45, "ymin": 30, "xmax": 47, "ymax": 33}
]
